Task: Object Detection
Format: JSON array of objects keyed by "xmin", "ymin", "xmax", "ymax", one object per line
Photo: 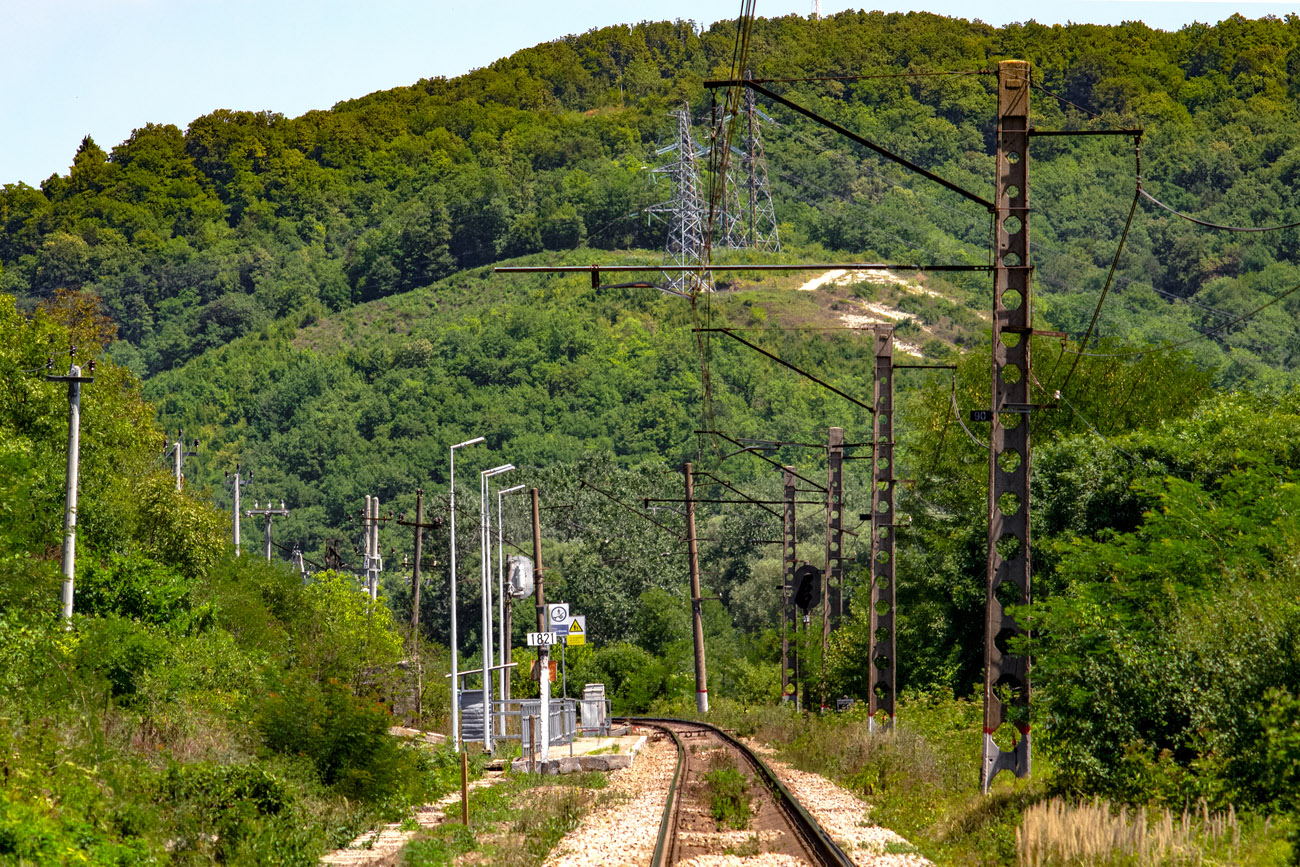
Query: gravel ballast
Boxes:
[
  {"xmin": 543, "ymin": 734, "xmax": 677, "ymax": 867},
  {"xmin": 746, "ymin": 742, "xmax": 931, "ymax": 867}
]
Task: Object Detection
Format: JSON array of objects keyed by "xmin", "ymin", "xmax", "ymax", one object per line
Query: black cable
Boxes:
[
  {"xmin": 1057, "ymin": 140, "xmax": 1143, "ymax": 394},
  {"xmin": 1064, "ymin": 276, "xmax": 1300, "ymax": 359},
  {"xmin": 1029, "ymin": 81, "xmax": 1104, "ymax": 122},
  {"xmin": 1140, "ymin": 187, "xmax": 1300, "ymax": 233},
  {"xmin": 744, "ymin": 70, "xmax": 991, "ymax": 84}
]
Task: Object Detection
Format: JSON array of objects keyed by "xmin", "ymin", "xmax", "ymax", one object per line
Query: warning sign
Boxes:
[{"xmin": 566, "ymin": 616, "xmax": 586, "ymax": 646}]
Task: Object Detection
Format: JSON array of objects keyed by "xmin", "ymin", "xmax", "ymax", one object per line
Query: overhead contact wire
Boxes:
[
  {"xmin": 1139, "ymin": 187, "xmax": 1300, "ymax": 232},
  {"xmin": 1057, "ymin": 137, "xmax": 1142, "ymax": 394}
]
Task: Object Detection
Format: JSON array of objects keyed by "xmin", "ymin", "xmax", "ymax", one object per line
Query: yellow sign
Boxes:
[{"xmin": 566, "ymin": 616, "xmax": 586, "ymax": 646}]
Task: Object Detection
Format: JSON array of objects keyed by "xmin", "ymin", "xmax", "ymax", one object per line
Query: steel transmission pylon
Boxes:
[
  {"xmin": 711, "ymin": 102, "xmax": 745, "ymax": 250},
  {"xmin": 709, "ymin": 81, "xmax": 781, "ymax": 252},
  {"xmin": 650, "ymin": 104, "xmax": 712, "ymax": 295},
  {"xmin": 739, "ymin": 84, "xmax": 781, "ymax": 252}
]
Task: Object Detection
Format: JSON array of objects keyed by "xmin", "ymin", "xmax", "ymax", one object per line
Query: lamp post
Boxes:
[
  {"xmin": 497, "ymin": 483, "xmax": 526, "ymax": 731},
  {"xmin": 480, "ymin": 463, "xmax": 514, "ymax": 753},
  {"xmin": 448, "ymin": 436, "xmax": 485, "ymax": 752}
]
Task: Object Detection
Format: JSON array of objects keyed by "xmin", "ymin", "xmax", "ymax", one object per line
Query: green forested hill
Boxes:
[
  {"xmin": 5, "ymin": 12, "xmax": 1300, "ymax": 863},
  {"xmin": 4, "ymin": 12, "xmax": 1300, "ymax": 380}
]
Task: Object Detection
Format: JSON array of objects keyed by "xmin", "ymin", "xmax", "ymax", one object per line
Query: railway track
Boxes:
[{"xmin": 620, "ymin": 717, "xmax": 857, "ymax": 867}]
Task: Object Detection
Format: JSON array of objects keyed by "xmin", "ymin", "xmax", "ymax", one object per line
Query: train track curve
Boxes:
[{"xmin": 619, "ymin": 717, "xmax": 857, "ymax": 867}]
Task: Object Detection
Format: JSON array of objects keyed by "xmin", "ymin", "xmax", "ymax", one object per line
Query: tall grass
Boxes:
[{"xmin": 1017, "ymin": 798, "xmax": 1241, "ymax": 867}]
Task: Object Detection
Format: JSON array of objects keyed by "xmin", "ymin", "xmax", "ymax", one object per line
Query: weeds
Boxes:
[
  {"xmin": 702, "ymin": 751, "xmax": 752, "ymax": 830},
  {"xmin": 404, "ymin": 770, "xmax": 614, "ymax": 867}
]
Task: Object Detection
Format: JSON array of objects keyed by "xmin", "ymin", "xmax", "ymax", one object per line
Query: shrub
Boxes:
[
  {"xmin": 75, "ymin": 614, "xmax": 172, "ymax": 700},
  {"xmin": 77, "ymin": 552, "xmax": 194, "ymax": 629},
  {"xmin": 256, "ymin": 675, "xmax": 424, "ymax": 806}
]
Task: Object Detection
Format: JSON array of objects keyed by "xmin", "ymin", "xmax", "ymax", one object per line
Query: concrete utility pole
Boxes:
[
  {"xmin": 684, "ymin": 462, "xmax": 709, "ymax": 713},
  {"xmin": 369, "ymin": 496, "xmax": 382, "ymax": 600},
  {"xmin": 291, "ymin": 544, "xmax": 307, "ymax": 582},
  {"xmin": 245, "ymin": 500, "xmax": 289, "ymax": 562},
  {"xmin": 820, "ymin": 427, "xmax": 844, "ymax": 710},
  {"xmin": 531, "ymin": 487, "xmax": 550, "ymax": 759},
  {"xmin": 870, "ymin": 327, "xmax": 897, "ymax": 731},
  {"xmin": 781, "ymin": 466, "xmax": 797, "ymax": 704},
  {"xmin": 165, "ymin": 430, "xmax": 198, "ymax": 492},
  {"xmin": 224, "ymin": 465, "xmax": 251, "ymax": 556},
  {"xmin": 46, "ymin": 354, "xmax": 94, "ymax": 622},
  {"xmin": 449, "ymin": 436, "xmax": 486, "ymax": 752},
  {"xmin": 983, "ymin": 58, "xmax": 1033, "ymax": 792}
]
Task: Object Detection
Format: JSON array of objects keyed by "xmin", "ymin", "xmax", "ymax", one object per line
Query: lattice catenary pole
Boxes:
[
  {"xmin": 820, "ymin": 426, "xmax": 844, "ymax": 709},
  {"xmin": 781, "ymin": 466, "xmax": 798, "ymax": 705},
  {"xmin": 982, "ymin": 59, "xmax": 1032, "ymax": 792},
  {"xmin": 869, "ymin": 326, "xmax": 896, "ymax": 730}
]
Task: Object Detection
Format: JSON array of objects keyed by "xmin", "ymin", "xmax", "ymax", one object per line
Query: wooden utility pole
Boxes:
[
  {"xmin": 398, "ymin": 490, "xmax": 441, "ymax": 721},
  {"xmin": 983, "ymin": 58, "xmax": 1033, "ymax": 792},
  {"xmin": 412, "ymin": 490, "xmax": 425, "ymax": 636},
  {"xmin": 46, "ymin": 355, "xmax": 93, "ymax": 622},
  {"xmin": 531, "ymin": 488, "xmax": 546, "ymax": 633},
  {"xmin": 684, "ymin": 462, "xmax": 709, "ymax": 713},
  {"xmin": 870, "ymin": 327, "xmax": 896, "ymax": 730}
]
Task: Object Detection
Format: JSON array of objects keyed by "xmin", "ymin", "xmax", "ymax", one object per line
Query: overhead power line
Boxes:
[
  {"xmin": 1063, "ymin": 276, "xmax": 1300, "ymax": 360},
  {"xmin": 1140, "ymin": 187, "xmax": 1300, "ymax": 233}
]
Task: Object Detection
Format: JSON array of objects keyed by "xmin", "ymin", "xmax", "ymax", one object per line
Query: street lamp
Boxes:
[
  {"xmin": 497, "ymin": 483, "xmax": 526, "ymax": 732},
  {"xmin": 448, "ymin": 436, "xmax": 485, "ymax": 752},
  {"xmin": 480, "ymin": 463, "xmax": 514, "ymax": 752}
]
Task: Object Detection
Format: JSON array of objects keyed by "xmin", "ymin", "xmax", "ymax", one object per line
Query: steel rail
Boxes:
[
  {"xmin": 622, "ymin": 717, "xmax": 857, "ymax": 867},
  {"xmin": 649, "ymin": 725, "xmax": 687, "ymax": 867}
]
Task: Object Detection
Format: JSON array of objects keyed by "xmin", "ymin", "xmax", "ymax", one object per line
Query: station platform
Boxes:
[{"xmin": 505, "ymin": 731, "xmax": 648, "ymax": 774}]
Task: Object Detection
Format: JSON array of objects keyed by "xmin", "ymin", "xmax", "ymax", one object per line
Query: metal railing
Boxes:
[{"xmin": 492, "ymin": 698, "xmax": 577, "ymax": 750}]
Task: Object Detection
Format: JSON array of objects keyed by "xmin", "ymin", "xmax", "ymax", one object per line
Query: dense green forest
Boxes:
[{"xmin": 4, "ymin": 8, "xmax": 1300, "ymax": 865}]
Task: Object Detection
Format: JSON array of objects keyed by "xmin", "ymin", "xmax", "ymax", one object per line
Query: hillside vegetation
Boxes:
[{"xmin": 3, "ymin": 9, "xmax": 1300, "ymax": 866}]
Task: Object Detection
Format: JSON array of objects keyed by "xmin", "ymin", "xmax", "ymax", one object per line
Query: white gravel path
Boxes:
[
  {"xmin": 744, "ymin": 742, "xmax": 931, "ymax": 867},
  {"xmin": 543, "ymin": 735, "xmax": 677, "ymax": 867},
  {"xmin": 319, "ymin": 772, "xmax": 501, "ymax": 865}
]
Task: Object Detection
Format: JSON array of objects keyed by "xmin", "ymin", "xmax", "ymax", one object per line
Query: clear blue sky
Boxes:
[{"xmin": 2, "ymin": 0, "xmax": 1292, "ymax": 187}]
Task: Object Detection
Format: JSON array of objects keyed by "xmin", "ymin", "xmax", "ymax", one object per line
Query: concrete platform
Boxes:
[{"xmin": 508, "ymin": 734, "xmax": 647, "ymax": 774}]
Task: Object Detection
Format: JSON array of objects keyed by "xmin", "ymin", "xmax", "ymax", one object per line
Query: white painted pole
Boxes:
[
  {"xmin": 173, "ymin": 435, "xmax": 182, "ymax": 492},
  {"xmin": 371, "ymin": 495, "xmax": 381, "ymax": 600},
  {"xmin": 540, "ymin": 646, "xmax": 551, "ymax": 762},
  {"xmin": 233, "ymin": 472, "xmax": 242, "ymax": 557},
  {"xmin": 481, "ymin": 470, "xmax": 491, "ymax": 752},
  {"xmin": 478, "ymin": 464, "xmax": 513, "ymax": 753},
  {"xmin": 58, "ymin": 365, "xmax": 83, "ymax": 622}
]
